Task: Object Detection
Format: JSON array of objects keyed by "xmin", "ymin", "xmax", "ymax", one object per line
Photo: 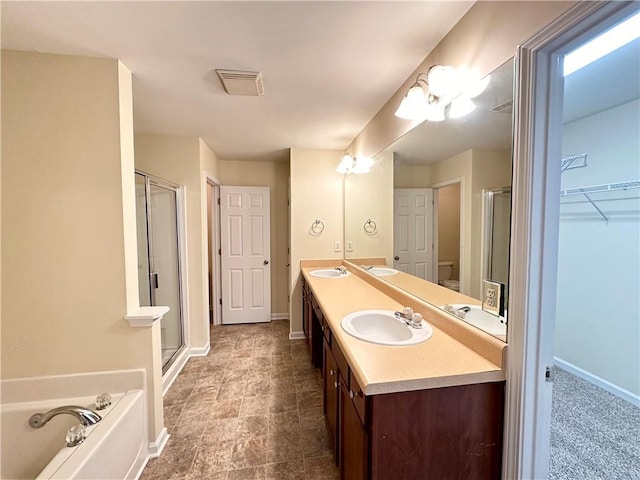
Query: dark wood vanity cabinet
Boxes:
[
  {"xmin": 302, "ymin": 279, "xmax": 323, "ymax": 369},
  {"xmin": 303, "ymin": 280, "xmax": 504, "ymax": 479}
]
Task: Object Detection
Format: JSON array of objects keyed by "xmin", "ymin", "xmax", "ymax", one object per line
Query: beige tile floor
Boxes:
[{"xmin": 141, "ymin": 320, "xmax": 340, "ymax": 480}]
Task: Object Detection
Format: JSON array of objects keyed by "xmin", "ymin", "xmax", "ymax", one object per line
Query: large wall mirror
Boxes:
[{"xmin": 344, "ymin": 57, "xmax": 514, "ymax": 341}]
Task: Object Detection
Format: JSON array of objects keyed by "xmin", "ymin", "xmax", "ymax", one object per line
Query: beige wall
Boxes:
[
  {"xmin": 347, "ymin": 1, "xmax": 575, "ymax": 160},
  {"xmin": 1, "ymin": 51, "xmax": 162, "ymax": 441},
  {"xmin": 394, "ymin": 163, "xmax": 431, "ymax": 188},
  {"xmin": 219, "ymin": 160, "xmax": 290, "ymax": 316},
  {"xmin": 134, "ymin": 133, "xmax": 219, "ymax": 351},
  {"xmin": 344, "ymin": 150, "xmax": 394, "ymax": 264},
  {"xmin": 290, "ymin": 148, "xmax": 344, "ymax": 334}
]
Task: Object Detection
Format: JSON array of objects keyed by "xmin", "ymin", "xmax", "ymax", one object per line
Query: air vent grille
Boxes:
[
  {"xmin": 216, "ymin": 69, "xmax": 264, "ymax": 96},
  {"xmin": 490, "ymin": 99, "xmax": 513, "ymax": 114}
]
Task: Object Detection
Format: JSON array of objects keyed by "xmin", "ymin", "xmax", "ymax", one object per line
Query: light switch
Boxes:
[
  {"xmin": 346, "ymin": 241, "xmax": 353, "ymax": 252},
  {"xmin": 334, "ymin": 240, "xmax": 342, "ymax": 252}
]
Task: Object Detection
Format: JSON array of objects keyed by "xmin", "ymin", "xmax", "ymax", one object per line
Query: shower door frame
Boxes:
[{"xmin": 136, "ymin": 171, "xmax": 188, "ymax": 374}]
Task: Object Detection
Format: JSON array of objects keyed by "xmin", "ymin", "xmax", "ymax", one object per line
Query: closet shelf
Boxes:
[{"xmin": 560, "ymin": 180, "xmax": 640, "ymax": 222}]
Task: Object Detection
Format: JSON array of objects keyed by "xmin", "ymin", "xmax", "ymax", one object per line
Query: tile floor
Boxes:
[{"xmin": 141, "ymin": 320, "xmax": 340, "ymax": 480}]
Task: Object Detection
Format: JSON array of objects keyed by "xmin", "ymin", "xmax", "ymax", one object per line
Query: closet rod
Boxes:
[{"xmin": 560, "ymin": 180, "xmax": 640, "ymax": 197}]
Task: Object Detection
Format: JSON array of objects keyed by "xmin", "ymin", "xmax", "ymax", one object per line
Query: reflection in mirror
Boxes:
[{"xmin": 344, "ymin": 58, "xmax": 514, "ymax": 341}]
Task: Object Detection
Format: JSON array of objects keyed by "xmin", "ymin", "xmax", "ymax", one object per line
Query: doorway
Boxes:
[
  {"xmin": 135, "ymin": 172, "xmax": 186, "ymax": 372},
  {"xmin": 206, "ymin": 178, "xmax": 221, "ymax": 326},
  {"xmin": 505, "ymin": 2, "xmax": 640, "ymax": 479}
]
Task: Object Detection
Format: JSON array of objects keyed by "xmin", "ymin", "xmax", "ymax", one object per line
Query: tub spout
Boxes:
[{"xmin": 29, "ymin": 406, "xmax": 102, "ymax": 428}]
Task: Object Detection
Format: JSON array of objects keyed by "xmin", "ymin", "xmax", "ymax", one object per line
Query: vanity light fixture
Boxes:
[
  {"xmin": 394, "ymin": 64, "xmax": 489, "ymax": 122},
  {"xmin": 336, "ymin": 153, "xmax": 374, "ymax": 174}
]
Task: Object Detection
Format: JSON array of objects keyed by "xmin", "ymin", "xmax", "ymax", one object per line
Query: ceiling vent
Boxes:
[
  {"xmin": 490, "ymin": 99, "xmax": 513, "ymax": 114},
  {"xmin": 216, "ymin": 69, "xmax": 264, "ymax": 96}
]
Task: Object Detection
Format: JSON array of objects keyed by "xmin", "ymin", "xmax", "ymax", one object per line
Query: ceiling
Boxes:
[{"xmin": 1, "ymin": 1, "xmax": 475, "ymax": 163}]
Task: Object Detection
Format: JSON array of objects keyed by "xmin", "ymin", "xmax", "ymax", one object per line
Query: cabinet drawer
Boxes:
[
  {"xmin": 331, "ymin": 338, "xmax": 349, "ymax": 380},
  {"xmin": 349, "ymin": 371, "xmax": 366, "ymax": 425}
]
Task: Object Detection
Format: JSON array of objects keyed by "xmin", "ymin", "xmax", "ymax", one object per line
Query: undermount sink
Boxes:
[
  {"xmin": 341, "ymin": 310, "xmax": 433, "ymax": 346},
  {"xmin": 443, "ymin": 304, "xmax": 507, "ymax": 337},
  {"xmin": 309, "ymin": 269, "xmax": 351, "ymax": 279},
  {"xmin": 367, "ymin": 267, "xmax": 398, "ymax": 276}
]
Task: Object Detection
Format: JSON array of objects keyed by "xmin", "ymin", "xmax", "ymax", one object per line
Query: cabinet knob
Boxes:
[
  {"xmin": 329, "ymin": 369, "xmax": 335, "ymax": 376},
  {"xmin": 349, "ymin": 390, "xmax": 354, "ymax": 399},
  {"xmin": 334, "ymin": 380, "xmax": 340, "ymax": 388}
]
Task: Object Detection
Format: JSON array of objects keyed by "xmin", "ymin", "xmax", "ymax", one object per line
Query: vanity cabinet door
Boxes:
[
  {"xmin": 323, "ymin": 338, "xmax": 340, "ymax": 464},
  {"xmin": 340, "ymin": 377, "xmax": 368, "ymax": 480}
]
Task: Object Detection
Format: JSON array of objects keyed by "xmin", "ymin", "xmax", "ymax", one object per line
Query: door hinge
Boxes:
[
  {"xmin": 219, "ymin": 298, "xmax": 222, "ymax": 305},
  {"xmin": 545, "ymin": 366, "xmax": 554, "ymax": 383},
  {"xmin": 218, "ymin": 248, "xmax": 221, "ymax": 255},
  {"xmin": 217, "ymin": 197, "xmax": 221, "ymax": 205}
]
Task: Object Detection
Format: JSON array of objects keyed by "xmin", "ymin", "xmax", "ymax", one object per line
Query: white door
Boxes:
[
  {"xmin": 220, "ymin": 186, "xmax": 271, "ymax": 324},
  {"xmin": 393, "ymin": 188, "xmax": 434, "ymax": 280}
]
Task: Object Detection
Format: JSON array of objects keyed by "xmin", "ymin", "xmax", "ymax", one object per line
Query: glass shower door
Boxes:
[{"xmin": 135, "ymin": 173, "xmax": 184, "ymax": 372}]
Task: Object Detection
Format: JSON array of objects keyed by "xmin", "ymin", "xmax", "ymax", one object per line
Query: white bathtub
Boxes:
[{"xmin": 1, "ymin": 390, "xmax": 148, "ymax": 480}]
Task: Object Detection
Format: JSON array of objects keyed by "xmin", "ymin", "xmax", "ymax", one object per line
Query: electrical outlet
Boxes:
[
  {"xmin": 346, "ymin": 241, "xmax": 353, "ymax": 252},
  {"xmin": 482, "ymin": 279, "xmax": 504, "ymax": 317},
  {"xmin": 334, "ymin": 240, "xmax": 342, "ymax": 252}
]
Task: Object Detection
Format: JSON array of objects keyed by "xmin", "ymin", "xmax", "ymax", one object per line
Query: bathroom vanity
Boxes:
[{"xmin": 301, "ymin": 263, "xmax": 506, "ymax": 479}]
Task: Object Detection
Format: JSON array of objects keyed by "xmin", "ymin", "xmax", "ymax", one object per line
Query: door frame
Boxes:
[
  {"xmin": 503, "ymin": 2, "xmax": 635, "ymax": 478},
  {"xmin": 205, "ymin": 172, "xmax": 222, "ymax": 326},
  {"xmin": 431, "ymin": 177, "xmax": 465, "ymax": 292}
]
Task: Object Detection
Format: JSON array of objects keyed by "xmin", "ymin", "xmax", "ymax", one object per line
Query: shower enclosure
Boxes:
[
  {"xmin": 135, "ymin": 172, "xmax": 185, "ymax": 372},
  {"xmin": 483, "ymin": 187, "xmax": 512, "ymax": 307}
]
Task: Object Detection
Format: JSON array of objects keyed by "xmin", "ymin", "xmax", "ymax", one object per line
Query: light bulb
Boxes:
[
  {"xmin": 427, "ymin": 65, "xmax": 456, "ymax": 97},
  {"xmin": 449, "ymin": 96, "xmax": 476, "ymax": 118},
  {"xmin": 352, "ymin": 157, "xmax": 374, "ymax": 174},
  {"xmin": 394, "ymin": 84, "xmax": 427, "ymax": 120}
]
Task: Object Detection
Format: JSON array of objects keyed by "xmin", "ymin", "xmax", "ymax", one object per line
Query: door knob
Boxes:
[
  {"xmin": 151, "ymin": 273, "xmax": 159, "ymax": 289},
  {"xmin": 263, "ymin": 260, "xmax": 269, "ymax": 265},
  {"xmin": 394, "ymin": 256, "xmax": 399, "ymax": 261}
]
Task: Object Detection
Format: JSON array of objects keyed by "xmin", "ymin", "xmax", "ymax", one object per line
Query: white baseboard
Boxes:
[
  {"xmin": 190, "ymin": 343, "xmax": 211, "ymax": 357},
  {"xmin": 554, "ymin": 357, "xmax": 640, "ymax": 407},
  {"xmin": 162, "ymin": 348, "xmax": 189, "ymax": 395},
  {"xmin": 148, "ymin": 427, "xmax": 170, "ymax": 458},
  {"xmin": 271, "ymin": 313, "xmax": 289, "ymax": 321},
  {"xmin": 289, "ymin": 331, "xmax": 305, "ymax": 340}
]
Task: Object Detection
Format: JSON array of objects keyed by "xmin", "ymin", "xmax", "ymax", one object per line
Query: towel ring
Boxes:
[
  {"xmin": 364, "ymin": 219, "xmax": 377, "ymax": 234},
  {"xmin": 311, "ymin": 219, "xmax": 325, "ymax": 235}
]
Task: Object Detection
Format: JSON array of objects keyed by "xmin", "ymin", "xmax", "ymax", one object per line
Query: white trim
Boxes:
[
  {"xmin": 554, "ymin": 357, "xmax": 640, "ymax": 407},
  {"xmin": 147, "ymin": 427, "xmax": 169, "ymax": 458},
  {"xmin": 504, "ymin": 3, "xmax": 635, "ymax": 480},
  {"xmin": 205, "ymin": 172, "xmax": 223, "ymax": 326},
  {"xmin": 190, "ymin": 342, "xmax": 211, "ymax": 357},
  {"xmin": 176, "ymin": 186, "xmax": 191, "ymax": 357},
  {"xmin": 125, "ymin": 306, "xmax": 169, "ymax": 327},
  {"xmin": 271, "ymin": 313, "xmax": 289, "ymax": 321},
  {"xmin": 162, "ymin": 347, "xmax": 189, "ymax": 395},
  {"xmin": 289, "ymin": 331, "xmax": 305, "ymax": 340}
]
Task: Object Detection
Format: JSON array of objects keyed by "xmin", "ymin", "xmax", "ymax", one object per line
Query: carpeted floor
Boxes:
[{"xmin": 550, "ymin": 367, "xmax": 640, "ymax": 479}]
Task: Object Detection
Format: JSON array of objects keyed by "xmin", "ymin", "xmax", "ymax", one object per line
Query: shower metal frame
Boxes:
[{"xmin": 136, "ymin": 171, "xmax": 187, "ymax": 374}]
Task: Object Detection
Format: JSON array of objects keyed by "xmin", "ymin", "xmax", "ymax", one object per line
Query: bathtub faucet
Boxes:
[{"xmin": 29, "ymin": 406, "xmax": 102, "ymax": 429}]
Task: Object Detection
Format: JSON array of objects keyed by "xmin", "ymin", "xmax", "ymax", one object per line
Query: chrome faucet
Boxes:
[
  {"xmin": 394, "ymin": 306, "xmax": 424, "ymax": 329},
  {"xmin": 444, "ymin": 304, "xmax": 471, "ymax": 319},
  {"xmin": 335, "ymin": 266, "xmax": 347, "ymax": 275},
  {"xmin": 29, "ymin": 406, "xmax": 102, "ymax": 429}
]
